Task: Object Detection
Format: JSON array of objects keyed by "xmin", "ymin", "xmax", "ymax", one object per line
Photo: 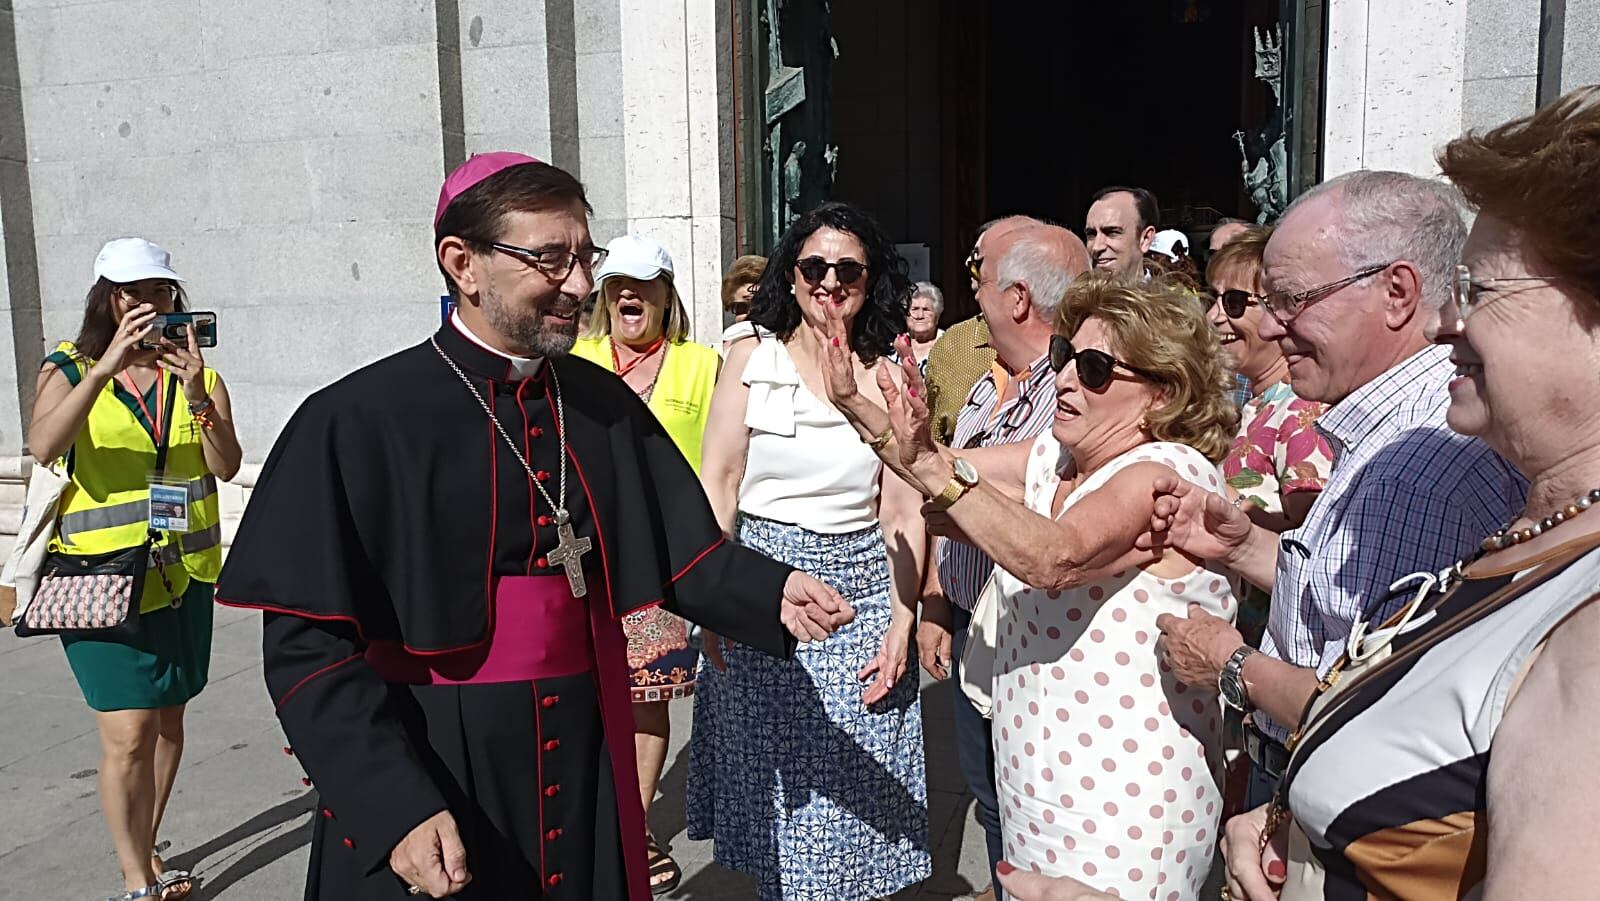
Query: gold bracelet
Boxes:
[{"xmin": 866, "ymin": 426, "xmax": 894, "ymax": 451}]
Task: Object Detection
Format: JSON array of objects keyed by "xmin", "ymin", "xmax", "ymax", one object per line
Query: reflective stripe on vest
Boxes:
[{"xmin": 56, "ymin": 474, "xmax": 218, "ymax": 545}]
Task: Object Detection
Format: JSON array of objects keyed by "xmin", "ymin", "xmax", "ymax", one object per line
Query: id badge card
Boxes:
[{"xmin": 148, "ymin": 478, "xmax": 191, "ymax": 533}]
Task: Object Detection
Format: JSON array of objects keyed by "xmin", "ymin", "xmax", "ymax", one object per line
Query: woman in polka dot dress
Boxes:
[
  {"xmin": 992, "ymin": 431, "xmax": 1235, "ymax": 900},
  {"xmin": 813, "ymin": 275, "xmax": 1242, "ymax": 901}
]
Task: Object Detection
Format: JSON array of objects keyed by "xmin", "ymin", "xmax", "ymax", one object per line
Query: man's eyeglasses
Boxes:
[
  {"xmin": 1049, "ymin": 335, "xmax": 1162, "ymax": 390},
  {"xmin": 1449, "ymin": 263, "xmax": 1564, "ymax": 324},
  {"xmin": 1218, "ymin": 289, "xmax": 1264, "ymax": 319},
  {"xmin": 962, "ymin": 391, "xmax": 1036, "ymax": 450},
  {"xmin": 795, "ymin": 257, "xmax": 868, "ymax": 286},
  {"xmin": 1262, "ymin": 262, "xmax": 1394, "ymax": 324},
  {"xmin": 492, "ymin": 242, "xmax": 608, "ymax": 280},
  {"xmin": 113, "ymin": 284, "xmax": 179, "ymax": 305},
  {"xmin": 965, "ymin": 248, "xmax": 986, "ymax": 285}
]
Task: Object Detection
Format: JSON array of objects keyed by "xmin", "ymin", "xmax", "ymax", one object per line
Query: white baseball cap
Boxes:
[
  {"xmin": 1148, "ymin": 230, "xmax": 1190, "ymax": 262},
  {"xmin": 594, "ymin": 234, "xmax": 675, "ymax": 292},
  {"xmin": 93, "ymin": 237, "xmax": 186, "ymax": 284}
]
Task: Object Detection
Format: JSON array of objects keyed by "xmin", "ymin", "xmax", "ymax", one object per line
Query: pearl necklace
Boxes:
[{"xmin": 1480, "ymin": 488, "xmax": 1600, "ymax": 552}]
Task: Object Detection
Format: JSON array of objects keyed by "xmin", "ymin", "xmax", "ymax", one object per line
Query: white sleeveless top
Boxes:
[{"xmin": 737, "ymin": 338, "xmax": 881, "ymax": 534}]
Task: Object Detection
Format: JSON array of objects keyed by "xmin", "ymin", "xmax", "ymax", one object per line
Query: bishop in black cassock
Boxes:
[{"xmin": 216, "ymin": 154, "xmax": 853, "ymax": 900}]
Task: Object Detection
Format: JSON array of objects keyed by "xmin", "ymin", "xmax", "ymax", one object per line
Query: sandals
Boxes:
[
  {"xmin": 104, "ymin": 887, "xmax": 162, "ymax": 901},
  {"xmin": 645, "ymin": 834, "xmax": 682, "ymax": 896}
]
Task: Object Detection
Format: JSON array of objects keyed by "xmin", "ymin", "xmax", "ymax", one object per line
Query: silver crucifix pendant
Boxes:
[{"xmin": 546, "ymin": 509, "xmax": 593, "ymax": 597}]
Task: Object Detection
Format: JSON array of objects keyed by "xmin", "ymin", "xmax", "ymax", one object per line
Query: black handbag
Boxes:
[{"xmin": 16, "ymin": 375, "xmax": 180, "ymax": 637}]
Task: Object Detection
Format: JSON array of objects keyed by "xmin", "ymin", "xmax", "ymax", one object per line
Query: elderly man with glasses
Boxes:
[
  {"xmin": 1146, "ymin": 170, "xmax": 1528, "ymax": 808},
  {"xmin": 915, "ymin": 215, "xmax": 1087, "ymax": 899}
]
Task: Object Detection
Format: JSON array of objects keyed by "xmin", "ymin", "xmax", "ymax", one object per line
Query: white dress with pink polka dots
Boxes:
[{"xmin": 991, "ymin": 438, "xmax": 1237, "ymax": 901}]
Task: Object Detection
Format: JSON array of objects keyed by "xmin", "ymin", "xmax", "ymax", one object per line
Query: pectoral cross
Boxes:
[{"xmin": 547, "ymin": 509, "xmax": 592, "ymax": 597}]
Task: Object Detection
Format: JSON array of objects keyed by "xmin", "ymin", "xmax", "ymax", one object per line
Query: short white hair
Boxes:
[
  {"xmin": 997, "ymin": 235, "xmax": 1076, "ymax": 318},
  {"xmin": 910, "ymin": 281, "xmax": 944, "ymax": 316},
  {"xmin": 1285, "ymin": 170, "xmax": 1467, "ymax": 309}
]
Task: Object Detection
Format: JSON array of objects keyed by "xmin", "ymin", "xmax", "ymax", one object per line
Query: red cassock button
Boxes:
[
  {"xmin": 530, "ymin": 426, "xmax": 544, "ymax": 438},
  {"xmin": 283, "ymin": 746, "xmax": 294, "ymax": 756},
  {"xmin": 322, "ymin": 808, "xmax": 334, "ymax": 819},
  {"xmin": 535, "ymin": 470, "xmax": 551, "ymax": 482},
  {"xmin": 537, "ymin": 515, "xmax": 552, "ymax": 527},
  {"xmin": 544, "ymin": 785, "xmax": 560, "ymax": 798},
  {"xmin": 547, "ymin": 873, "xmax": 563, "ymax": 887},
  {"xmin": 543, "ymin": 739, "xmax": 560, "ymax": 752},
  {"xmin": 542, "ymin": 695, "xmax": 559, "ymax": 708},
  {"xmin": 342, "ymin": 838, "xmax": 355, "ymax": 849},
  {"xmin": 545, "ymin": 828, "xmax": 562, "ymax": 841},
  {"xmin": 301, "ymin": 777, "xmax": 313, "ymax": 787},
  {"xmin": 535, "ymin": 557, "xmax": 549, "ymax": 569}
]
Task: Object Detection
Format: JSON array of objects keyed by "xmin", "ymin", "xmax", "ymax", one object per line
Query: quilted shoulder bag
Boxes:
[{"xmin": 16, "ymin": 374, "xmax": 180, "ymax": 637}]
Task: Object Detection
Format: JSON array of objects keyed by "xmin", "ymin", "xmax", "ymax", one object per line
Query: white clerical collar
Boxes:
[{"xmin": 451, "ymin": 309, "xmax": 544, "ymax": 379}]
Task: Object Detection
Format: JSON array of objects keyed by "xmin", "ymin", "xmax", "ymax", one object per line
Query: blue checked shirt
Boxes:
[
  {"xmin": 1254, "ymin": 345, "xmax": 1527, "ymax": 741},
  {"xmin": 937, "ymin": 353, "xmax": 1060, "ymax": 610}
]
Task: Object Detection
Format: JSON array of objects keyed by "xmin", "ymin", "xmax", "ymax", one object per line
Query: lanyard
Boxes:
[
  {"xmin": 611, "ymin": 336, "xmax": 666, "ymax": 377},
  {"xmin": 118, "ymin": 370, "xmax": 166, "ymax": 446}
]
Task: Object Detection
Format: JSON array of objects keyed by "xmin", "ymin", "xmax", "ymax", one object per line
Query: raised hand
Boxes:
[
  {"xmin": 1138, "ymin": 472, "xmax": 1253, "ymax": 563},
  {"xmin": 158, "ymin": 323, "xmax": 208, "ymax": 405},
  {"xmin": 779, "ymin": 571, "xmax": 856, "ymax": 643},
  {"xmin": 812, "ymin": 300, "xmax": 863, "ymax": 410},
  {"xmin": 99, "ymin": 304, "xmax": 159, "ymax": 376},
  {"xmin": 874, "ymin": 339, "xmax": 945, "ymax": 494},
  {"xmin": 390, "ymin": 809, "xmax": 472, "ymax": 897},
  {"xmin": 858, "ymin": 624, "xmax": 909, "ymax": 704}
]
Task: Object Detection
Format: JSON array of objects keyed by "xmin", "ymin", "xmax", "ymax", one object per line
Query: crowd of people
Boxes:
[{"xmin": 13, "ymin": 85, "xmax": 1600, "ymax": 901}]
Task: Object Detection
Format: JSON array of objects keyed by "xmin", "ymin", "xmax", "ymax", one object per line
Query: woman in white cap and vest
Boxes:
[
  {"xmin": 570, "ymin": 233, "xmax": 720, "ymax": 894},
  {"xmin": 27, "ymin": 238, "xmax": 243, "ymax": 901}
]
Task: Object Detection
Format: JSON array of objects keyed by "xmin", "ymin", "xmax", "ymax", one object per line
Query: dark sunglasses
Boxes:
[
  {"xmin": 1049, "ymin": 335, "xmax": 1162, "ymax": 390},
  {"xmin": 1218, "ymin": 289, "xmax": 1265, "ymax": 319},
  {"xmin": 729, "ymin": 301, "xmax": 751, "ymax": 316},
  {"xmin": 795, "ymin": 256, "xmax": 868, "ymax": 286}
]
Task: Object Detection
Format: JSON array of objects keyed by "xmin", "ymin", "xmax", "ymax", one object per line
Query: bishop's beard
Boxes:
[{"xmin": 481, "ymin": 278, "xmax": 578, "ymax": 358}]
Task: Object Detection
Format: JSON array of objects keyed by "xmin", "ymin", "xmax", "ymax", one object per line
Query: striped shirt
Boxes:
[
  {"xmin": 1255, "ymin": 345, "xmax": 1527, "ymax": 742},
  {"xmin": 937, "ymin": 352, "xmax": 1060, "ymax": 611}
]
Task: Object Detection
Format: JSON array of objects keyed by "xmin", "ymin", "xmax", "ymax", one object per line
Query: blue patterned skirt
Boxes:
[{"xmin": 686, "ymin": 515, "xmax": 930, "ymax": 900}]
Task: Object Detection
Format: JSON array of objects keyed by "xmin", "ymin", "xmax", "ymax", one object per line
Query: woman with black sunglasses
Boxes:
[
  {"xmin": 686, "ymin": 201, "xmax": 931, "ymax": 900},
  {"xmin": 820, "ymin": 273, "xmax": 1240, "ymax": 900}
]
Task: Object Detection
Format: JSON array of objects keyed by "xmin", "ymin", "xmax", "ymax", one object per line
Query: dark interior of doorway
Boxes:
[{"xmin": 829, "ymin": 0, "xmax": 1281, "ymax": 322}]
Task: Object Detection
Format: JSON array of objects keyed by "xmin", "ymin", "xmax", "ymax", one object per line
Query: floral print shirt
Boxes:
[{"xmin": 1224, "ymin": 380, "xmax": 1334, "ymax": 515}]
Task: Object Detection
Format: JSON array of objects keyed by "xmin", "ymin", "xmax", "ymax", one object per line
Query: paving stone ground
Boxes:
[{"xmin": 0, "ymin": 605, "xmax": 994, "ymax": 900}]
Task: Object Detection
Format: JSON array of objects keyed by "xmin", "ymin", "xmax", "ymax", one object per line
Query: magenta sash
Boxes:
[
  {"xmin": 365, "ymin": 576, "xmax": 594, "ymax": 684},
  {"xmin": 364, "ymin": 574, "xmax": 651, "ymax": 900}
]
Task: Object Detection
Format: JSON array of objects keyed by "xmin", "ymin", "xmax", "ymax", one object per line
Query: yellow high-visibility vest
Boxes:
[
  {"xmin": 571, "ymin": 337, "xmax": 719, "ymax": 473},
  {"xmin": 46, "ymin": 342, "xmax": 223, "ymax": 613}
]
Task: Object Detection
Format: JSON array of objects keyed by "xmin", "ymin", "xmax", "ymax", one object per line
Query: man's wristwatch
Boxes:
[
  {"xmin": 1218, "ymin": 645, "xmax": 1258, "ymax": 712},
  {"xmin": 929, "ymin": 457, "xmax": 979, "ymax": 511}
]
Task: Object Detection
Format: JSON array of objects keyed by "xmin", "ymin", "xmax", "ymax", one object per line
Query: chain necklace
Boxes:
[{"xmin": 430, "ymin": 337, "xmax": 593, "ymax": 596}]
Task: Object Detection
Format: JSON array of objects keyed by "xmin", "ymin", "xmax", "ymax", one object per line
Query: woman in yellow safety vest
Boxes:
[
  {"xmin": 28, "ymin": 238, "xmax": 242, "ymax": 901},
  {"xmin": 570, "ymin": 233, "xmax": 717, "ymax": 894}
]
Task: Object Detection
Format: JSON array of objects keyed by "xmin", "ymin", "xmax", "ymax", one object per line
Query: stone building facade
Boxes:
[{"xmin": 0, "ymin": 0, "xmax": 1593, "ymax": 554}]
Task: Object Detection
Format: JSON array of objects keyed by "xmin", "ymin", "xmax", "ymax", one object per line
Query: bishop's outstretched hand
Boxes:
[{"xmin": 779, "ymin": 571, "xmax": 856, "ymax": 643}]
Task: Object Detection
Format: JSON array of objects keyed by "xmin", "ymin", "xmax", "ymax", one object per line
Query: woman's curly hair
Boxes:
[
  {"xmin": 1055, "ymin": 273, "xmax": 1240, "ymax": 462},
  {"xmin": 748, "ymin": 201, "xmax": 911, "ymax": 362}
]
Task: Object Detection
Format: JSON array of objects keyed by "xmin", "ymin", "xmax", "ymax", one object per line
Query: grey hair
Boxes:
[
  {"xmin": 1285, "ymin": 170, "xmax": 1467, "ymax": 309},
  {"xmin": 910, "ymin": 281, "xmax": 944, "ymax": 316},
  {"xmin": 997, "ymin": 234, "xmax": 1077, "ymax": 319}
]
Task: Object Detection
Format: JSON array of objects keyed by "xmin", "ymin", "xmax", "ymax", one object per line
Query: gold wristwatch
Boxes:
[{"xmin": 930, "ymin": 457, "xmax": 980, "ymax": 511}]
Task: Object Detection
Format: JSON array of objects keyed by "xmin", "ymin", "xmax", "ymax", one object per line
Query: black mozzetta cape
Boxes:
[
  {"xmin": 217, "ymin": 322, "xmax": 795, "ymax": 899},
  {"xmin": 221, "ymin": 321, "xmax": 794, "ymax": 648}
]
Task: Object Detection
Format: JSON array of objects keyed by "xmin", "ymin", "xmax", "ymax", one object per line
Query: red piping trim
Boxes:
[
  {"xmin": 275, "ymin": 654, "xmax": 362, "ymax": 713},
  {"xmin": 669, "ymin": 537, "xmax": 725, "ymax": 585},
  {"xmin": 485, "ymin": 382, "xmax": 499, "ymax": 641},
  {"xmin": 533, "ymin": 683, "xmax": 549, "ymax": 884},
  {"xmin": 516, "ymin": 382, "xmax": 539, "ymax": 573},
  {"xmin": 556, "ymin": 377, "xmax": 621, "ymax": 622},
  {"xmin": 215, "ymin": 598, "xmax": 491, "ymax": 657}
]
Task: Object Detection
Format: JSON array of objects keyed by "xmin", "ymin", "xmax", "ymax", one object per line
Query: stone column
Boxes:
[
  {"xmin": 617, "ymin": 0, "xmax": 737, "ymax": 343},
  {"xmin": 1322, "ymin": 0, "xmax": 1469, "ymax": 176}
]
